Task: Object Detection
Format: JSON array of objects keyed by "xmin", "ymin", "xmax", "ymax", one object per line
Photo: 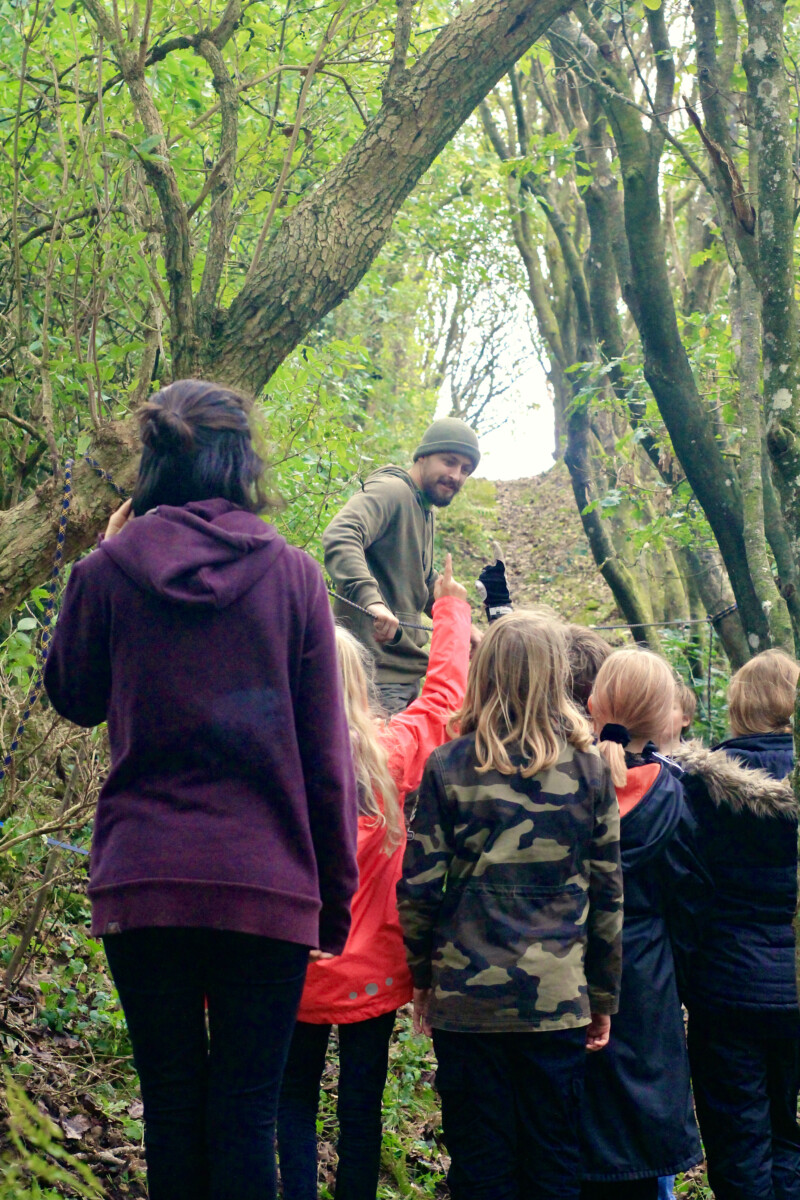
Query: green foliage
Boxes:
[{"xmin": 1, "ymin": 1075, "xmax": 103, "ymax": 1198}]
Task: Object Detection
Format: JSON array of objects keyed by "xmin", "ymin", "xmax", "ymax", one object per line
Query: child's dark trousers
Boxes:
[
  {"xmin": 277, "ymin": 1010, "xmax": 397, "ymax": 1200},
  {"xmin": 432, "ymin": 1025, "xmax": 587, "ymax": 1200},
  {"xmin": 687, "ymin": 1014, "xmax": 800, "ymax": 1200}
]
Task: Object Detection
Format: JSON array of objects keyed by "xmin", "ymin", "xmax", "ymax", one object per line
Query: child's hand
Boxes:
[
  {"xmin": 308, "ymin": 949, "xmax": 334, "ymax": 962},
  {"xmin": 434, "ymin": 553, "xmax": 468, "ymax": 603},
  {"xmin": 412, "ymin": 987, "xmax": 433, "ymax": 1037},
  {"xmin": 585, "ymin": 1012, "xmax": 611, "ymax": 1052}
]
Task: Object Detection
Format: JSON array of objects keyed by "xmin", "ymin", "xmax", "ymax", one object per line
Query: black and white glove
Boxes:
[{"xmin": 476, "ymin": 542, "xmax": 513, "ymax": 622}]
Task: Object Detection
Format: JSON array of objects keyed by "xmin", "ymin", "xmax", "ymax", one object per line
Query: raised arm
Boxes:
[{"xmin": 384, "ymin": 555, "xmax": 471, "ymax": 794}]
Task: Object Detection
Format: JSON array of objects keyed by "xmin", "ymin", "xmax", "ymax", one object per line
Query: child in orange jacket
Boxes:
[{"xmin": 277, "ymin": 555, "xmax": 472, "ymax": 1200}]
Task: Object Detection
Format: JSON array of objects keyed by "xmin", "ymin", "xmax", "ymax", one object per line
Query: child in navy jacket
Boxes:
[
  {"xmin": 671, "ymin": 649, "xmax": 800, "ymax": 1200},
  {"xmin": 581, "ymin": 650, "xmax": 702, "ymax": 1200}
]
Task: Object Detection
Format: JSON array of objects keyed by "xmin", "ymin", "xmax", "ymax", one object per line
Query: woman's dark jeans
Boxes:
[
  {"xmin": 277, "ymin": 1010, "xmax": 397, "ymax": 1200},
  {"xmin": 104, "ymin": 927, "xmax": 308, "ymax": 1200}
]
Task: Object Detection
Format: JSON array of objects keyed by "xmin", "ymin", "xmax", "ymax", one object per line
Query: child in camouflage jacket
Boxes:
[{"xmin": 397, "ymin": 611, "xmax": 623, "ymax": 1200}]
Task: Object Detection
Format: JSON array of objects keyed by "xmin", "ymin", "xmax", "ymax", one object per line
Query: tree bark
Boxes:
[
  {"xmin": 730, "ymin": 270, "xmax": 793, "ymax": 648},
  {"xmin": 743, "ymin": 0, "xmax": 800, "ymax": 595},
  {"xmin": 554, "ymin": 10, "xmax": 771, "ymax": 653},
  {"xmin": 0, "ymin": 423, "xmax": 139, "ymax": 624},
  {"xmin": 204, "ymin": 0, "xmax": 575, "ymax": 391},
  {"xmin": 0, "ymin": 0, "xmax": 574, "ymax": 622}
]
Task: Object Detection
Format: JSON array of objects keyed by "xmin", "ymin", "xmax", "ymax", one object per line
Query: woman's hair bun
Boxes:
[{"xmin": 140, "ymin": 402, "xmax": 195, "ymax": 453}]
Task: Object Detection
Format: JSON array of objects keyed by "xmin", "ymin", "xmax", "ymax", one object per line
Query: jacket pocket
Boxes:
[{"xmin": 432, "ymin": 881, "xmax": 588, "ymax": 991}]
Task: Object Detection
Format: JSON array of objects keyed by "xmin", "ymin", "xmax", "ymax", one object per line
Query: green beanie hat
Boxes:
[{"xmin": 412, "ymin": 417, "xmax": 480, "ymax": 470}]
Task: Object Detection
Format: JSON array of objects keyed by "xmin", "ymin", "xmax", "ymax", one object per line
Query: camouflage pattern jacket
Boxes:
[{"xmin": 397, "ymin": 735, "xmax": 623, "ymax": 1032}]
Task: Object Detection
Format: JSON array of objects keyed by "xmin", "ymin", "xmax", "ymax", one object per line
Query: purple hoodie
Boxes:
[{"xmin": 44, "ymin": 500, "xmax": 359, "ymax": 954}]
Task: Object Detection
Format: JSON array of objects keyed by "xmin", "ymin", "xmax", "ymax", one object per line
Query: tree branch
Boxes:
[
  {"xmin": 193, "ymin": 37, "xmax": 238, "ymax": 335},
  {"xmin": 386, "ymin": 0, "xmax": 418, "ymax": 93},
  {"xmin": 209, "ymin": 0, "xmax": 575, "ymax": 391}
]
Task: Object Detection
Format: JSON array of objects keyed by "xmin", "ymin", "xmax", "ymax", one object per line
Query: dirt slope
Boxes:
[{"xmin": 439, "ymin": 461, "xmax": 620, "ymax": 631}]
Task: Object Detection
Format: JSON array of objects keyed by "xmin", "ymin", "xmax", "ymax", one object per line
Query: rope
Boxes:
[
  {"xmin": 326, "ymin": 585, "xmax": 433, "ymax": 633},
  {"xmin": 0, "ymin": 820, "xmax": 89, "ymax": 856},
  {"xmin": 0, "ymin": 455, "xmax": 128, "ymax": 789},
  {"xmin": 589, "ymin": 604, "xmax": 738, "ymax": 632}
]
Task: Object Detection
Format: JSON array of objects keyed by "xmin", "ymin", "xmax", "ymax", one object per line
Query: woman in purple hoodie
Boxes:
[{"xmin": 44, "ymin": 380, "xmax": 359, "ymax": 1200}]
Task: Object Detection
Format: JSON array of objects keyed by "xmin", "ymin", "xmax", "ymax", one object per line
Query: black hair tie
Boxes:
[{"xmin": 600, "ymin": 723, "xmax": 631, "ymax": 747}]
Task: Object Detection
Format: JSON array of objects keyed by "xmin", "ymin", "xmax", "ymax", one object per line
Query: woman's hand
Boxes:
[
  {"xmin": 434, "ymin": 553, "xmax": 467, "ymax": 603},
  {"xmin": 585, "ymin": 1012, "xmax": 611, "ymax": 1052},
  {"xmin": 412, "ymin": 987, "xmax": 433, "ymax": 1037},
  {"xmin": 104, "ymin": 498, "xmax": 133, "ymax": 540},
  {"xmin": 308, "ymin": 949, "xmax": 334, "ymax": 962}
]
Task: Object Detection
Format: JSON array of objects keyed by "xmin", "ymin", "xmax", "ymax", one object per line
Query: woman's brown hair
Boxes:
[{"xmin": 132, "ymin": 380, "xmax": 268, "ymax": 516}]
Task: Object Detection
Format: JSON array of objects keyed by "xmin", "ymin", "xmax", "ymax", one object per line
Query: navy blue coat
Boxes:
[
  {"xmin": 581, "ymin": 761, "xmax": 702, "ymax": 1181},
  {"xmin": 715, "ymin": 731, "xmax": 793, "ymax": 780},
  {"xmin": 674, "ymin": 737, "xmax": 799, "ymax": 1024}
]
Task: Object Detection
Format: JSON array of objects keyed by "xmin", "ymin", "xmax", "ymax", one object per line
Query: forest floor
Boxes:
[{"xmin": 2, "ymin": 465, "xmax": 711, "ymax": 1197}]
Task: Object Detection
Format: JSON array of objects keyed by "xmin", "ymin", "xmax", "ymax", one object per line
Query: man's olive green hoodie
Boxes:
[{"xmin": 322, "ymin": 466, "xmax": 437, "ymax": 685}]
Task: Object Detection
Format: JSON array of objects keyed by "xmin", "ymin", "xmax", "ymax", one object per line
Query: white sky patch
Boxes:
[
  {"xmin": 471, "ymin": 361, "xmax": 555, "ymax": 480},
  {"xmin": 433, "ymin": 288, "xmax": 556, "ymax": 480}
]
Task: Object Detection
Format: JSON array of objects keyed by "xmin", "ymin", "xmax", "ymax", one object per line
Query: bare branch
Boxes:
[{"xmin": 386, "ymin": 0, "xmax": 419, "ymax": 92}]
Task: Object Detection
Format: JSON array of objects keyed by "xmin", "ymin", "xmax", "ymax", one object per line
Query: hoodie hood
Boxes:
[
  {"xmin": 619, "ymin": 763, "xmax": 686, "ymax": 871},
  {"xmin": 670, "ymin": 739, "xmax": 797, "ymax": 821},
  {"xmin": 101, "ymin": 499, "xmax": 287, "ymax": 609},
  {"xmin": 366, "ymin": 465, "xmax": 425, "ymax": 503}
]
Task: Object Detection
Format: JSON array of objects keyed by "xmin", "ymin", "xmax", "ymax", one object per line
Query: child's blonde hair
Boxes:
[
  {"xmin": 676, "ymin": 678, "xmax": 697, "ymax": 726},
  {"xmin": 335, "ymin": 627, "xmax": 402, "ymax": 852},
  {"xmin": 728, "ymin": 649, "xmax": 799, "ymax": 737},
  {"xmin": 453, "ymin": 610, "xmax": 593, "ymax": 778},
  {"xmin": 591, "ymin": 650, "xmax": 677, "ymax": 787}
]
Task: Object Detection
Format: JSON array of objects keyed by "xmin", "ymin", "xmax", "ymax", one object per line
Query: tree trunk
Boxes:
[
  {"xmin": 0, "ymin": 0, "xmax": 574, "ymax": 622},
  {"xmin": 0, "ymin": 423, "xmax": 139, "ymax": 623},
  {"xmin": 743, "ymin": 0, "xmax": 800, "ymax": 617},
  {"xmin": 730, "ymin": 270, "xmax": 793, "ymax": 648},
  {"xmin": 553, "ymin": 11, "xmax": 771, "ymax": 653},
  {"xmin": 203, "ymin": 0, "xmax": 575, "ymax": 392}
]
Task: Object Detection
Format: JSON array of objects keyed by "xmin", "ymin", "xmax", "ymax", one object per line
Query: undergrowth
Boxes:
[{"xmin": 0, "ymin": 469, "xmax": 730, "ymax": 1197}]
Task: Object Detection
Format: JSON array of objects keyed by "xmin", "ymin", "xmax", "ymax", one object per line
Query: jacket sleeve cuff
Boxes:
[
  {"xmin": 409, "ymin": 964, "xmax": 433, "ymax": 989},
  {"xmin": 348, "ymin": 581, "xmax": 384, "ymax": 612},
  {"xmin": 587, "ymin": 991, "xmax": 619, "ymax": 1016},
  {"xmin": 317, "ymin": 912, "xmax": 351, "ymax": 956}
]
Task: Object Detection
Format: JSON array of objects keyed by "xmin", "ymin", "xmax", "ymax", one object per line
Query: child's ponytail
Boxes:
[
  {"xmin": 591, "ymin": 650, "xmax": 677, "ymax": 787},
  {"xmin": 597, "ymin": 723, "xmax": 632, "ymax": 789}
]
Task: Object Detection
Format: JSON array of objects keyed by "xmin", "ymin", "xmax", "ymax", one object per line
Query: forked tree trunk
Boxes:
[{"xmin": 0, "ymin": 0, "xmax": 573, "ymax": 623}]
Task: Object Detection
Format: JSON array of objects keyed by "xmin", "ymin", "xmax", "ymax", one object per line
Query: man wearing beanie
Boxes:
[{"xmin": 323, "ymin": 418, "xmax": 481, "ymax": 713}]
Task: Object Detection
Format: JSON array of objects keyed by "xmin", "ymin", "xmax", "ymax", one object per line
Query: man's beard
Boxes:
[{"xmin": 423, "ymin": 481, "xmax": 459, "ymax": 507}]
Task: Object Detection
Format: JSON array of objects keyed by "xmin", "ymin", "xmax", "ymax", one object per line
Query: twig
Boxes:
[{"xmin": 245, "ymin": 0, "xmax": 350, "ymax": 284}]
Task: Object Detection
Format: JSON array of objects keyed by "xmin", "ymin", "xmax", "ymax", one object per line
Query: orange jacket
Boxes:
[{"xmin": 297, "ymin": 595, "xmax": 472, "ymax": 1024}]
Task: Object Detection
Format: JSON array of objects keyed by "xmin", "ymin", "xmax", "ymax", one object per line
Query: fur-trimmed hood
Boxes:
[{"xmin": 669, "ymin": 740, "xmax": 798, "ymax": 821}]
